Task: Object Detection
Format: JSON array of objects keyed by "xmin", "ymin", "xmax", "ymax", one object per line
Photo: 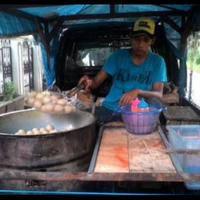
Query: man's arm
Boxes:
[
  {"xmin": 139, "ymin": 82, "xmax": 164, "ymax": 99},
  {"xmin": 119, "ymin": 82, "xmax": 164, "ymax": 105},
  {"xmin": 79, "ymin": 70, "xmax": 109, "ymax": 90}
]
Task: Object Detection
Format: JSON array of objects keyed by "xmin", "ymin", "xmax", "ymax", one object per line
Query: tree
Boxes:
[{"xmin": 196, "ymin": 52, "xmax": 200, "ymax": 66}]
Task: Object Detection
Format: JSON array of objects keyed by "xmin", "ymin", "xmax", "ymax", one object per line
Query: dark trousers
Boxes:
[{"xmin": 93, "ymin": 106, "xmax": 122, "ymax": 128}]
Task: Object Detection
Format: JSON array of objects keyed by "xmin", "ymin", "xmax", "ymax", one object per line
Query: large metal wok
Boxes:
[{"xmin": 0, "ymin": 109, "xmax": 96, "ymax": 169}]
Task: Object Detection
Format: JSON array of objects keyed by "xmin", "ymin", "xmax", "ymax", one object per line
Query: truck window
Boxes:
[{"xmin": 76, "ymin": 48, "xmax": 113, "ymax": 67}]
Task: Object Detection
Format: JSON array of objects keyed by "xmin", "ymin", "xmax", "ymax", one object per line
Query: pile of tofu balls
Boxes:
[{"xmin": 27, "ymin": 92, "xmax": 76, "ymax": 115}]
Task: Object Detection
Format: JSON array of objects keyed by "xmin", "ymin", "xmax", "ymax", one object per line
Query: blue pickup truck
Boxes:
[{"xmin": 0, "ymin": 4, "xmax": 200, "ymax": 195}]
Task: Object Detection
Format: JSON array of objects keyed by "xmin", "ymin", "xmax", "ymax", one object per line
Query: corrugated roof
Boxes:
[
  {"xmin": 18, "ymin": 4, "xmax": 196, "ymax": 19},
  {"xmin": 0, "ymin": 4, "xmax": 198, "ymax": 37}
]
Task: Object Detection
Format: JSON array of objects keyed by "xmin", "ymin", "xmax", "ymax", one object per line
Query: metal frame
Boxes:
[
  {"xmin": 0, "ymin": 171, "xmax": 200, "ymax": 183},
  {"xmin": 1, "ymin": 44, "xmax": 13, "ymax": 83},
  {"xmin": 22, "ymin": 41, "xmax": 34, "ymax": 93},
  {"xmin": 1, "ymin": 125, "xmax": 200, "ymax": 183}
]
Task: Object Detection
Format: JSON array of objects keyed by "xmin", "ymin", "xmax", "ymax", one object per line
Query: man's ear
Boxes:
[{"xmin": 151, "ymin": 37, "xmax": 156, "ymax": 45}]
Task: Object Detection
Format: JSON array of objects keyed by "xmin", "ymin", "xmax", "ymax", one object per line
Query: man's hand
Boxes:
[
  {"xmin": 78, "ymin": 70, "xmax": 109, "ymax": 90},
  {"xmin": 119, "ymin": 89, "xmax": 140, "ymax": 105},
  {"xmin": 78, "ymin": 75, "xmax": 93, "ymax": 90}
]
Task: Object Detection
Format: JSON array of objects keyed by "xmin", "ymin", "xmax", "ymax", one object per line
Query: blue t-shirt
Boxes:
[{"xmin": 102, "ymin": 49, "xmax": 167, "ymax": 111}]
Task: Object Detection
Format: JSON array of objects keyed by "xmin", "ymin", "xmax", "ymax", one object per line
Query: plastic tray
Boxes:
[{"xmin": 167, "ymin": 125, "xmax": 200, "ymax": 190}]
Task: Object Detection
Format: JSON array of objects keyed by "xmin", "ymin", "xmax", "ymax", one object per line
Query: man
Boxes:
[{"xmin": 79, "ymin": 17, "xmax": 167, "ymax": 126}]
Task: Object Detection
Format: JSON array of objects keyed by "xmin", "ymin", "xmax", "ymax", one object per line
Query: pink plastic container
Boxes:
[{"xmin": 131, "ymin": 98, "xmax": 141, "ymax": 112}]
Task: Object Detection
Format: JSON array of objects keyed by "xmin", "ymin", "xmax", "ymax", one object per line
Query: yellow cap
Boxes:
[{"xmin": 132, "ymin": 17, "xmax": 156, "ymax": 39}]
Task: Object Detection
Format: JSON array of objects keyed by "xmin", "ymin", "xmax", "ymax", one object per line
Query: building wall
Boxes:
[{"xmin": 0, "ymin": 35, "xmax": 44, "ymax": 96}]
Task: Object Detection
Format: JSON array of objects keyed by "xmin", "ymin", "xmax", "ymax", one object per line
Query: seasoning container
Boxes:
[
  {"xmin": 131, "ymin": 98, "xmax": 141, "ymax": 112},
  {"xmin": 138, "ymin": 99, "xmax": 149, "ymax": 112}
]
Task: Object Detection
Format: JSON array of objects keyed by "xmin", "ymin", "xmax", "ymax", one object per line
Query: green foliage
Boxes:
[
  {"xmin": 187, "ymin": 49, "xmax": 194, "ymax": 64},
  {"xmin": 195, "ymin": 52, "xmax": 200, "ymax": 65},
  {"xmin": 187, "ymin": 49, "xmax": 200, "ymax": 72},
  {"xmin": 3, "ymin": 82, "xmax": 15, "ymax": 101},
  {"xmin": 187, "ymin": 32, "xmax": 200, "ymax": 72}
]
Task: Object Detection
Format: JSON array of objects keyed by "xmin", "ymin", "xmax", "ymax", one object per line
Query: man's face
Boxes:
[{"xmin": 131, "ymin": 35, "xmax": 155, "ymax": 56}]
